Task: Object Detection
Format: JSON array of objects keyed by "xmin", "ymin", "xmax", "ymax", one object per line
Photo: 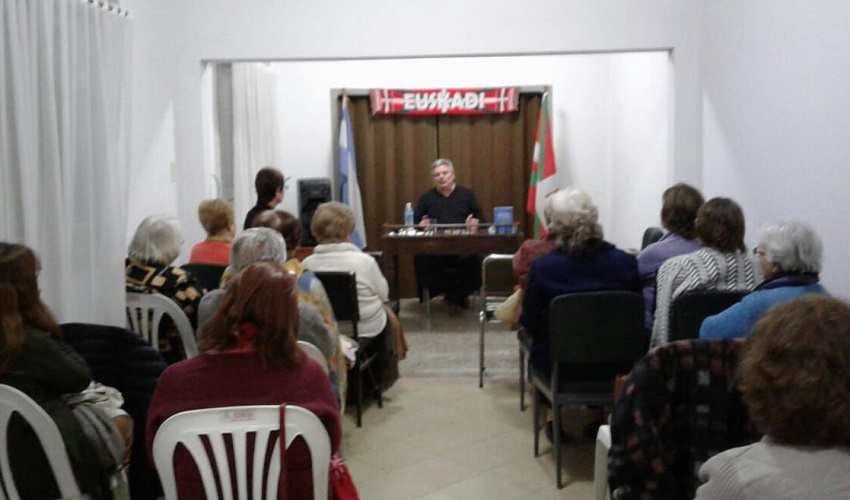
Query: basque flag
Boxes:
[
  {"xmin": 340, "ymin": 95, "xmax": 367, "ymax": 248},
  {"xmin": 526, "ymin": 92, "xmax": 559, "ymax": 239}
]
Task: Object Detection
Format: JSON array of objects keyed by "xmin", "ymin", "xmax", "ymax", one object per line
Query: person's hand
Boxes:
[
  {"xmin": 466, "ymin": 214, "xmax": 480, "ymax": 232},
  {"xmin": 420, "ymin": 215, "xmax": 431, "ymax": 227}
]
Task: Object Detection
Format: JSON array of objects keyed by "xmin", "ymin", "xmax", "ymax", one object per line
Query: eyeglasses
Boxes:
[{"xmin": 752, "ymin": 246, "xmax": 765, "ymax": 257}]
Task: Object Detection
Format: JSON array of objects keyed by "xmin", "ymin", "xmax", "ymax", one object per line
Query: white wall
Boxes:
[
  {"xmin": 701, "ymin": 1, "xmax": 850, "ymax": 298},
  {"xmin": 123, "ymin": 0, "xmax": 180, "ymax": 242},
  {"xmin": 258, "ymin": 53, "xmax": 669, "ymax": 251},
  {"xmin": 121, "ymin": 0, "xmax": 701, "ymax": 259}
]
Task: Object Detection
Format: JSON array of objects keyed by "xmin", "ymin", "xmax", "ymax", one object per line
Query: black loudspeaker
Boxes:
[{"xmin": 297, "ymin": 178, "xmax": 332, "ymax": 246}]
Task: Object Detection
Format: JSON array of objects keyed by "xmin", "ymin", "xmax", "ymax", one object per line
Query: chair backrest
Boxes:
[
  {"xmin": 548, "ymin": 291, "xmax": 646, "ymax": 366},
  {"xmin": 312, "ymin": 271, "xmax": 360, "ymax": 338},
  {"xmin": 152, "ymin": 404, "xmax": 330, "ymax": 500},
  {"xmin": 609, "ymin": 339, "xmax": 751, "ymax": 499},
  {"xmin": 480, "ymin": 254, "xmax": 516, "ymax": 314},
  {"xmin": 0, "ymin": 385, "xmax": 81, "ymax": 500},
  {"xmin": 298, "ymin": 340, "xmax": 329, "ymax": 376},
  {"xmin": 669, "ymin": 290, "xmax": 748, "ymax": 342},
  {"xmin": 125, "ymin": 292, "xmax": 199, "ymax": 358},
  {"xmin": 641, "ymin": 226, "xmax": 664, "ymax": 250},
  {"xmin": 180, "ymin": 263, "xmax": 227, "ymax": 292}
]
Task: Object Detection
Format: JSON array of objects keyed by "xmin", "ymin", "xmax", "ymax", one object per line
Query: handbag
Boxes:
[
  {"xmin": 329, "ymin": 452, "xmax": 359, "ymax": 500},
  {"xmin": 278, "ymin": 403, "xmax": 359, "ymax": 500},
  {"xmin": 493, "ymin": 288, "xmax": 522, "ymax": 323}
]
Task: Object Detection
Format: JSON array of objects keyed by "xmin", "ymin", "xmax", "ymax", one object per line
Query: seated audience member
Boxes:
[
  {"xmin": 651, "ymin": 198, "xmax": 758, "ymax": 348},
  {"xmin": 696, "ymin": 295, "xmax": 850, "ymax": 499},
  {"xmin": 147, "ymin": 262, "xmax": 341, "ymax": 500},
  {"xmin": 0, "ymin": 243, "xmax": 130, "ymax": 499},
  {"xmin": 252, "ymin": 209, "xmax": 353, "ymax": 403},
  {"xmin": 700, "ymin": 221, "xmax": 827, "ymax": 340},
  {"xmin": 125, "ymin": 215, "xmax": 204, "ymax": 362},
  {"xmin": 637, "ymin": 183, "xmax": 704, "ymax": 330},
  {"xmin": 243, "ymin": 166, "xmax": 285, "ymax": 230},
  {"xmin": 189, "ymin": 198, "xmax": 235, "ymax": 265},
  {"xmin": 513, "ymin": 190, "xmax": 560, "ymax": 288},
  {"xmin": 519, "ymin": 188, "xmax": 640, "ymax": 377},
  {"xmin": 302, "ymin": 202, "xmax": 405, "ymax": 390},
  {"xmin": 414, "ymin": 158, "xmax": 484, "ymax": 314},
  {"xmin": 198, "ymin": 228, "xmax": 336, "ymax": 366}
]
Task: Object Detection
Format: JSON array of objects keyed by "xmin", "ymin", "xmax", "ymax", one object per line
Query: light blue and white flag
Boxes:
[{"xmin": 339, "ymin": 95, "xmax": 367, "ymax": 249}]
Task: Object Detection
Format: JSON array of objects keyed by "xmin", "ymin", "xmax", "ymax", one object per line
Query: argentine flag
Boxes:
[{"xmin": 339, "ymin": 95, "xmax": 367, "ymax": 248}]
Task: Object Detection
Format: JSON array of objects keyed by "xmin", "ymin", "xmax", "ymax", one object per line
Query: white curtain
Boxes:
[
  {"xmin": 231, "ymin": 63, "xmax": 282, "ymax": 228},
  {"xmin": 0, "ymin": 0, "xmax": 132, "ymax": 325}
]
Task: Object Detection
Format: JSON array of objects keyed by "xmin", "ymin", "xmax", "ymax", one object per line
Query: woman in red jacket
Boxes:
[{"xmin": 146, "ymin": 261, "xmax": 341, "ymax": 499}]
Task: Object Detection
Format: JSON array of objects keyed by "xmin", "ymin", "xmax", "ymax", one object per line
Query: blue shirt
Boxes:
[{"xmin": 699, "ymin": 278, "xmax": 826, "ymax": 340}]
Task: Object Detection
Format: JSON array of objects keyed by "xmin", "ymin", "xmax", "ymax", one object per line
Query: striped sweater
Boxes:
[{"xmin": 651, "ymin": 247, "xmax": 758, "ymax": 348}]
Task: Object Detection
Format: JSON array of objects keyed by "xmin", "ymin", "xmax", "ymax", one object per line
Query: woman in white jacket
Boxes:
[{"xmin": 303, "ymin": 202, "xmax": 407, "ymax": 388}]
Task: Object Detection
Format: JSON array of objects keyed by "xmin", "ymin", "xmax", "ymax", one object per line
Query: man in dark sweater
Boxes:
[
  {"xmin": 414, "ymin": 158, "xmax": 484, "ymax": 314},
  {"xmin": 242, "ymin": 166, "xmax": 285, "ymax": 229}
]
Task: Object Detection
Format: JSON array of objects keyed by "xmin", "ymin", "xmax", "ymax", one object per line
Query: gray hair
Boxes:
[
  {"xmin": 127, "ymin": 214, "xmax": 183, "ymax": 265},
  {"xmin": 758, "ymin": 221, "xmax": 823, "ymax": 273},
  {"xmin": 547, "ymin": 187, "xmax": 603, "ymax": 255},
  {"xmin": 229, "ymin": 227, "xmax": 287, "ymax": 274},
  {"xmin": 430, "ymin": 158, "xmax": 454, "ymax": 173}
]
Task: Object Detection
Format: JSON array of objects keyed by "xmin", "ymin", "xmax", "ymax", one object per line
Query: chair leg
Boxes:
[
  {"xmin": 554, "ymin": 402, "xmax": 563, "ymax": 489},
  {"xmin": 479, "ymin": 313, "xmax": 486, "ymax": 388},
  {"xmin": 533, "ymin": 388, "xmax": 540, "ymax": 456},
  {"xmin": 356, "ymin": 360, "xmax": 363, "ymax": 428},
  {"xmin": 519, "ymin": 347, "xmax": 526, "ymax": 411}
]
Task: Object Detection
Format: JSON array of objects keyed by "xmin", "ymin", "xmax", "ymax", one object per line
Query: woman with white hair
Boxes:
[
  {"xmin": 125, "ymin": 215, "xmax": 204, "ymax": 362},
  {"xmin": 699, "ymin": 220, "xmax": 827, "ymax": 339},
  {"xmin": 519, "ymin": 188, "xmax": 640, "ymax": 376}
]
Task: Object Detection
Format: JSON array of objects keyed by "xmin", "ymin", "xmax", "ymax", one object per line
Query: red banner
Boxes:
[{"xmin": 370, "ymin": 87, "xmax": 519, "ymax": 115}]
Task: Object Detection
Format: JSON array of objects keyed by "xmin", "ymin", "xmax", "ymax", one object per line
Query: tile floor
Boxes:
[{"xmin": 341, "ymin": 300, "xmax": 599, "ymax": 499}]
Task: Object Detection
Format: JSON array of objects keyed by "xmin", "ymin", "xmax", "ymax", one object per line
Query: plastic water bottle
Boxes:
[{"xmin": 404, "ymin": 202, "xmax": 414, "ymax": 227}]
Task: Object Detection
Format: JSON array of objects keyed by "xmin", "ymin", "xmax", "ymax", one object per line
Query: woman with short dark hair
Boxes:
[
  {"xmin": 146, "ymin": 262, "xmax": 341, "ymax": 500},
  {"xmin": 696, "ymin": 295, "xmax": 850, "ymax": 498},
  {"xmin": 637, "ymin": 183, "xmax": 704, "ymax": 330},
  {"xmin": 650, "ymin": 197, "xmax": 757, "ymax": 347}
]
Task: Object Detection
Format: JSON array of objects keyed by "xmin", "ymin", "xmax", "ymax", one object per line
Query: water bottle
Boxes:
[{"xmin": 404, "ymin": 202, "xmax": 414, "ymax": 227}]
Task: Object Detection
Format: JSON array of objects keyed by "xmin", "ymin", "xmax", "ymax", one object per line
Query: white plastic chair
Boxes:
[
  {"xmin": 0, "ymin": 384, "xmax": 82, "ymax": 500},
  {"xmin": 298, "ymin": 340, "xmax": 330, "ymax": 376},
  {"xmin": 126, "ymin": 292, "xmax": 198, "ymax": 358},
  {"xmin": 152, "ymin": 404, "xmax": 331, "ymax": 500},
  {"xmin": 594, "ymin": 424, "xmax": 612, "ymax": 500}
]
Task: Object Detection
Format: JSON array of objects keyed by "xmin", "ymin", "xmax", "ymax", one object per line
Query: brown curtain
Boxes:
[{"xmin": 346, "ymin": 93, "xmax": 541, "ymax": 297}]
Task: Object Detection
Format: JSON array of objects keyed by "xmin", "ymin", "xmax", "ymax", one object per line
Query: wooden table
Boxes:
[{"xmin": 379, "ymin": 229, "xmax": 524, "ymax": 301}]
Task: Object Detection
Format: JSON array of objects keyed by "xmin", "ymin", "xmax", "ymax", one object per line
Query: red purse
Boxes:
[
  {"xmin": 280, "ymin": 403, "xmax": 359, "ymax": 500},
  {"xmin": 329, "ymin": 453, "xmax": 359, "ymax": 500}
]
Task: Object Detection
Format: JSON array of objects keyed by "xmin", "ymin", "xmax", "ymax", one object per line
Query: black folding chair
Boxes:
[
  {"xmin": 669, "ymin": 290, "xmax": 748, "ymax": 342},
  {"xmin": 312, "ymin": 270, "xmax": 383, "ymax": 427},
  {"xmin": 531, "ymin": 291, "xmax": 646, "ymax": 488},
  {"xmin": 179, "ymin": 263, "xmax": 227, "ymax": 292}
]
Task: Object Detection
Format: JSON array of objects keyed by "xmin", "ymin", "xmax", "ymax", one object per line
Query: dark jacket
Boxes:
[
  {"xmin": 62, "ymin": 323, "xmax": 168, "ymax": 500},
  {"xmin": 0, "ymin": 328, "xmax": 107, "ymax": 498}
]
